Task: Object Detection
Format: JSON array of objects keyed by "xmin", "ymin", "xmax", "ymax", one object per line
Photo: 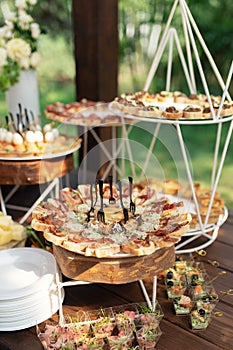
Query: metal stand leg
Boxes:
[
  {"xmin": 138, "ymin": 277, "xmax": 158, "ymax": 311},
  {"xmin": 0, "ymin": 186, "xmax": 7, "ymax": 215},
  {"xmin": 19, "ymin": 178, "xmax": 59, "ymax": 224}
]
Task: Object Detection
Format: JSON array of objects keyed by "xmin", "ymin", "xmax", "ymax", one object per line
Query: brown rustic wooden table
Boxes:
[{"xmin": 0, "ymin": 211, "xmax": 233, "ymax": 350}]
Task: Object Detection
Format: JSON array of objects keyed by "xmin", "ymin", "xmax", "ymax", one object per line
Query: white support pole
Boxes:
[
  {"xmin": 82, "ymin": 125, "xmax": 88, "ymax": 182},
  {"xmin": 175, "ymin": 123, "xmax": 205, "ymax": 234},
  {"xmin": 121, "ymin": 122, "xmax": 137, "ymax": 179},
  {"xmin": 89, "ymin": 128, "xmax": 122, "ymax": 176},
  {"xmin": 144, "ymin": 0, "xmax": 179, "ymax": 91},
  {"xmin": 139, "ymin": 123, "xmax": 161, "ymax": 182},
  {"xmin": 179, "ymin": 0, "xmax": 215, "ymax": 119},
  {"xmin": 152, "ymin": 275, "xmax": 157, "ymax": 312},
  {"xmin": 138, "ymin": 280, "xmax": 153, "ymax": 310},
  {"xmin": 173, "ymin": 29, "xmax": 195, "ymax": 94},
  {"xmin": 56, "ymin": 273, "xmax": 65, "ymax": 326},
  {"xmin": 176, "ymin": 214, "xmax": 223, "ymax": 254},
  {"xmin": 4, "ymin": 185, "xmax": 20, "ymax": 203},
  {"xmin": 211, "ymin": 61, "xmax": 233, "ymax": 187},
  {"xmin": 216, "ymin": 60, "xmax": 233, "ymax": 119},
  {"xmin": 19, "ymin": 177, "xmax": 59, "ymax": 224},
  {"xmin": 112, "ymin": 126, "xmax": 117, "ymax": 182},
  {"xmin": 181, "ymin": 0, "xmax": 232, "ymax": 102},
  {"xmin": 211, "ymin": 123, "xmax": 222, "ymax": 189},
  {"xmin": 204, "ymin": 120, "xmax": 233, "ymax": 227},
  {"xmin": 0, "ymin": 186, "xmax": 7, "ymax": 215},
  {"xmin": 166, "ymin": 31, "xmax": 174, "ymax": 91},
  {"xmin": 180, "ymin": 0, "xmax": 196, "ymax": 93}
]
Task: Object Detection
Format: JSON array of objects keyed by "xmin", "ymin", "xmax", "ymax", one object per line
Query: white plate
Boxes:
[
  {"xmin": 0, "ymin": 288, "xmax": 62, "ymax": 318},
  {"xmin": 0, "ymin": 248, "xmax": 58, "ymax": 300},
  {"xmin": 0, "ymin": 289, "xmax": 64, "ymax": 331},
  {"xmin": 0, "ymin": 282, "xmax": 58, "ymax": 313}
]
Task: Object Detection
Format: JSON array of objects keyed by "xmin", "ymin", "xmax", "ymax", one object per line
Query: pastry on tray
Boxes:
[
  {"xmin": 183, "ymin": 105, "xmax": 202, "ymax": 119},
  {"xmin": 0, "ymin": 112, "xmax": 82, "ymax": 158},
  {"xmin": 163, "ymin": 106, "xmax": 183, "ymax": 119}
]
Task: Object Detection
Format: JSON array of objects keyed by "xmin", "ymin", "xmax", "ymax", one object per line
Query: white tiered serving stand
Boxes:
[
  {"xmin": 0, "ymin": 142, "xmax": 81, "ymax": 224},
  {"xmin": 74, "ymin": 0, "xmax": 233, "ymax": 254},
  {"xmin": 45, "ymin": 0, "xmax": 232, "ymax": 321},
  {"xmin": 116, "ymin": 0, "xmax": 232, "ymax": 254}
]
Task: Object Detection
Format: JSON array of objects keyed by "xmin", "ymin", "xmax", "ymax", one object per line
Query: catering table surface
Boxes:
[{"xmin": 0, "ymin": 211, "xmax": 233, "ymax": 350}]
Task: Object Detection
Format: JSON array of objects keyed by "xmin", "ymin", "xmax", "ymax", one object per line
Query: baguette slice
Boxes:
[
  {"xmin": 163, "ymin": 106, "xmax": 183, "ymax": 119},
  {"xmin": 31, "ymin": 218, "xmax": 54, "ymax": 232},
  {"xmin": 44, "ymin": 230, "xmax": 66, "ymax": 246},
  {"xmin": 86, "ymin": 243, "xmax": 121, "ymax": 258},
  {"xmin": 121, "ymin": 240, "xmax": 156, "ymax": 256}
]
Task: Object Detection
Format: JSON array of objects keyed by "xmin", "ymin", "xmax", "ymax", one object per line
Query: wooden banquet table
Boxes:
[{"xmin": 0, "ymin": 210, "xmax": 233, "ymax": 350}]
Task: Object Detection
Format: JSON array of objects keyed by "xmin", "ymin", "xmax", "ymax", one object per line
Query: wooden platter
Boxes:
[
  {"xmin": 0, "ymin": 153, "xmax": 74, "ymax": 185},
  {"xmin": 53, "ymin": 244, "xmax": 175, "ymax": 284}
]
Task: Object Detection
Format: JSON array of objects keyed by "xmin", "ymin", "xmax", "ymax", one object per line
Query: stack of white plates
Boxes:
[{"xmin": 0, "ymin": 247, "xmax": 64, "ymax": 331}]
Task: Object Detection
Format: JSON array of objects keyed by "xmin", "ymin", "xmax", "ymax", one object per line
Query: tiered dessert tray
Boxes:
[{"xmin": 0, "ymin": 140, "xmax": 81, "ymax": 224}]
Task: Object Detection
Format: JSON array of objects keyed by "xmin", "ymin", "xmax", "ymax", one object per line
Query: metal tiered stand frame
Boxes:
[
  {"xmin": 75, "ymin": 0, "xmax": 233, "ymax": 254},
  {"xmin": 45, "ymin": 0, "xmax": 232, "ymax": 321}
]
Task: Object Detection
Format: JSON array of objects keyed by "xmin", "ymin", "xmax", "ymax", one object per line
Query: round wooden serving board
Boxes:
[
  {"xmin": 53, "ymin": 244, "xmax": 175, "ymax": 284},
  {"xmin": 0, "ymin": 153, "xmax": 74, "ymax": 185}
]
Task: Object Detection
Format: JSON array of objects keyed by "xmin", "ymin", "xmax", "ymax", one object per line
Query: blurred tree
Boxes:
[
  {"xmin": 118, "ymin": 0, "xmax": 233, "ymax": 95},
  {"xmin": 1, "ymin": 0, "xmax": 232, "ymax": 95}
]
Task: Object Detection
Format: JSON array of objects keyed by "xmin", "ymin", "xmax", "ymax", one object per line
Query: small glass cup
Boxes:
[
  {"xmin": 166, "ymin": 277, "xmax": 187, "ymax": 299},
  {"xmin": 88, "ymin": 307, "xmax": 115, "ymax": 339},
  {"xmin": 108, "ymin": 332, "xmax": 134, "ymax": 350},
  {"xmin": 189, "ymin": 308, "xmax": 211, "ymax": 330},
  {"xmin": 186, "ymin": 266, "xmax": 206, "ymax": 286},
  {"xmin": 112, "ymin": 304, "xmax": 138, "ymax": 335},
  {"xmin": 82, "ymin": 336, "xmax": 106, "ymax": 349},
  {"xmin": 195, "ymin": 293, "xmax": 219, "ymax": 314},
  {"xmin": 135, "ymin": 326, "xmax": 162, "ymax": 349},
  {"xmin": 135, "ymin": 301, "xmax": 164, "ymax": 327},
  {"xmin": 173, "ymin": 294, "xmax": 194, "ymax": 315}
]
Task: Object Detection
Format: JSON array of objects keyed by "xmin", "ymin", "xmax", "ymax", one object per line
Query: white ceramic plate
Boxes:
[
  {"xmin": 0, "ymin": 248, "xmax": 58, "ymax": 300},
  {"xmin": 0, "ymin": 289, "xmax": 64, "ymax": 331},
  {"xmin": 0, "ymin": 282, "xmax": 58, "ymax": 313}
]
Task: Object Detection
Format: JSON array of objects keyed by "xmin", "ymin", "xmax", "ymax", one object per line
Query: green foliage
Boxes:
[
  {"xmin": 0, "ymin": 60, "xmax": 20, "ymax": 93},
  {"xmin": 118, "ymin": 0, "xmax": 233, "ymax": 94}
]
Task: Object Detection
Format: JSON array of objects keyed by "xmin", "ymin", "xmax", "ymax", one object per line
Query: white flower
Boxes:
[
  {"xmin": 0, "ymin": 28, "xmax": 6, "ymax": 38},
  {"xmin": 19, "ymin": 56, "xmax": 30, "ymax": 69},
  {"xmin": 31, "ymin": 22, "xmax": 40, "ymax": 39},
  {"xmin": 6, "ymin": 38, "xmax": 31, "ymax": 63},
  {"xmin": 3, "ymin": 11, "xmax": 16, "ymax": 22},
  {"xmin": 30, "ymin": 51, "xmax": 40, "ymax": 67},
  {"xmin": 1, "ymin": 24, "xmax": 13, "ymax": 39},
  {"xmin": 28, "ymin": 0, "xmax": 37, "ymax": 5},
  {"xmin": 15, "ymin": 0, "xmax": 27, "ymax": 9},
  {"xmin": 0, "ymin": 0, "xmax": 42, "ymax": 91},
  {"xmin": 0, "ymin": 48, "xmax": 7, "ymax": 67},
  {"xmin": 18, "ymin": 10, "xmax": 33, "ymax": 29}
]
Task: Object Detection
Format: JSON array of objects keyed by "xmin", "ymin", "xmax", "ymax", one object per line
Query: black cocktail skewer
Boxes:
[
  {"xmin": 118, "ymin": 180, "xmax": 129, "ymax": 223},
  {"xmin": 24, "ymin": 109, "xmax": 31, "ymax": 130},
  {"xmin": 109, "ymin": 175, "xmax": 116, "ymax": 204},
  {"xmin": 128, "ymin": 176, "xmax": 136, "ymax": 215},
  {"xmin": 97, "ymin": 179, "xmax": 105, "ymax": 223},
  {"xmin": 87, "ymin": 184, "xmax": 95, "ymax": 222}
]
